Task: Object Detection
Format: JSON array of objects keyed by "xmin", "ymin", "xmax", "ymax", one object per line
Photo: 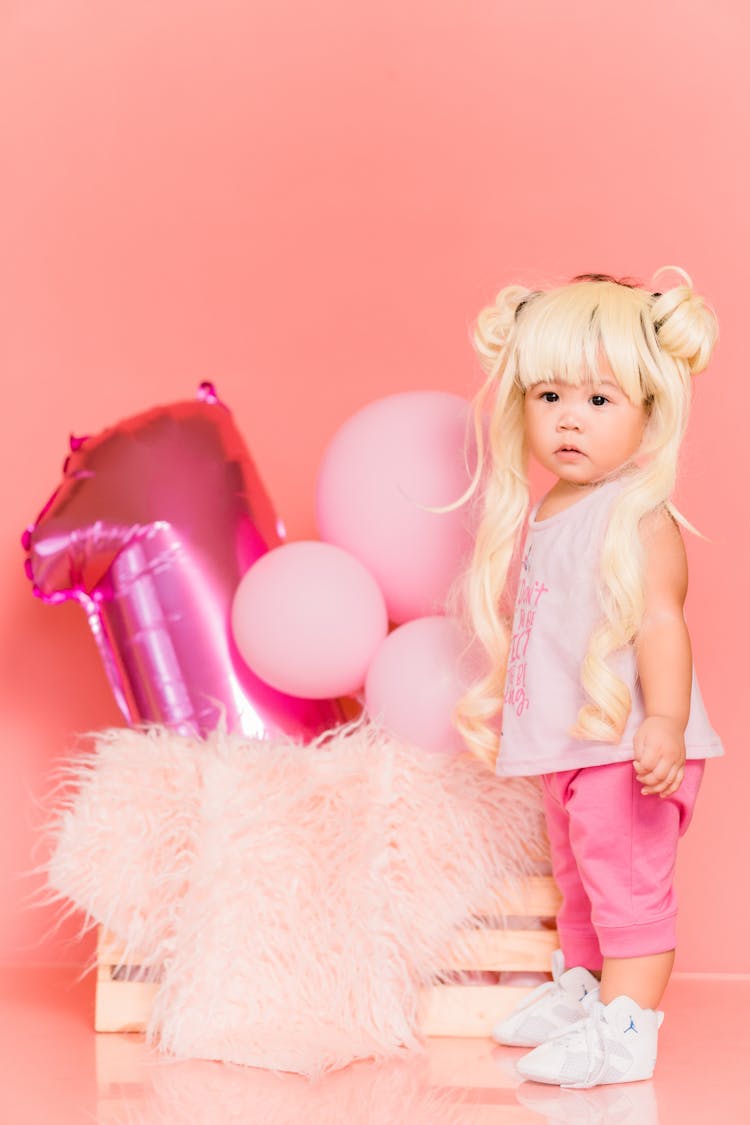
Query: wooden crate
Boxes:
[
  {"xmin": 421, "ymin": 874, "xmax": 561, "ymax": 1036},
  {"xmin": 95, "ymin": 929, "xmax": 160, "ymax": 1034},
  {"xmin": 96, "ymin": 875, "xmax": 561, "ymax": 1038}
]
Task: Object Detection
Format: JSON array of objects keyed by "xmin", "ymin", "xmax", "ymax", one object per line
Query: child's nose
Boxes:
[{"xmin": 557, "ymin": 409, "xmax": 582, "ymax": 430}]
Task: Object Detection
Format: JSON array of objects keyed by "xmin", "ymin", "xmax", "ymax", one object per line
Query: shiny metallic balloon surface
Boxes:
[{"xmin": 24, "ymin": 384, "xmax": 343, "ymax": 740}]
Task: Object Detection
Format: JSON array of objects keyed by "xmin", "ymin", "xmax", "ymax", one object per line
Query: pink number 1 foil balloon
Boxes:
[{"xmin": 23, "ymin": 384, "xmax": 343, "ymax": 740}]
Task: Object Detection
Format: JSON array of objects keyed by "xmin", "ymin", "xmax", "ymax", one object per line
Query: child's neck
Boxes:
[{"xmin": 536, "ymin": 475, "xmax": 617, "ymax": 521}]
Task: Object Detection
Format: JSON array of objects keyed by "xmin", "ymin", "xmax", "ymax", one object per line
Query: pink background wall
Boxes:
[{"xmin": 2, "ymin": 2, "xmax": 747, "ymax": 972}]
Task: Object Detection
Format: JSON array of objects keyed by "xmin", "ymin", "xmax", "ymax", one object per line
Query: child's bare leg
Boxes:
[{"xmin": 599, "ymin": 951, "xmax": 674, "ymax": 1008}]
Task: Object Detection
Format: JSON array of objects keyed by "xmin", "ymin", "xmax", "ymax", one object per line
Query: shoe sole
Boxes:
[
  {"xmin": 492, "ymin": 1031, "xmax": 546, "ymax": 1047},
  {"xmin": 518, "ymin": 1063, "xmax": 656, "ymax": 1087}
]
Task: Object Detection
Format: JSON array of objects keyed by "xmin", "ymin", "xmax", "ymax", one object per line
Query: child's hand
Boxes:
[{"xmin": 633, "ymin": 715, "xmax": 686, "ymax": 798}]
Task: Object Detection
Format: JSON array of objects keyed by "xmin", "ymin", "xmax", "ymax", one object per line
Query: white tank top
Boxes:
[{"xmin": 497, "ymin": 476, "xmax": 724, "ymax": 777}]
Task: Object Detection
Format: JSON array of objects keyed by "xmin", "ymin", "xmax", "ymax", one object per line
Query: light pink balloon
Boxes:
[
  {"xmin": 315, "ymin": 392, "xmax": 478, "ymax": 624},
  {"xmin": 232, "ymin": 541, "xmax": 388, "ymax": 699},
  {"xmin": 365, "ymin": 616, "xmax": 481, "ymax": 755}
]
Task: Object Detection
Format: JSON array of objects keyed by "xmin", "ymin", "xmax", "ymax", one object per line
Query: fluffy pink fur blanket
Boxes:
[{"xmin": 48, "ymin": 722, "xmax": 544, "ymax": 1077}]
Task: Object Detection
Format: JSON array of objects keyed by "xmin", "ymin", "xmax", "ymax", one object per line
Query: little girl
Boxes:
[{"xmin": 455, "ymin": 271, "xmax": 724, "ymax": 1088}]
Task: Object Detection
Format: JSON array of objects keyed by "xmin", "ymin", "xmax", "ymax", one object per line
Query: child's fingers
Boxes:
[
  {"xmin": 633, "ymin": 739, "xmax": 665, "ymax": 776},
  {"xmin": 635, "ymin": 763, "xmax": 668, "ymax": 789},
  {"xmin": 658, "ymin": 766, "xmax": 686, "ymax": 799},
  {"xmin": 637, "ymin": 758, "xmax": 677, "ymax": 793},
  {"xmin": 633, "ymin": 754, "xmax": 658, "ymax": 778},
  {"xmin": 641, "ymin": 763, "xmax": 684, "ymax": 797}
]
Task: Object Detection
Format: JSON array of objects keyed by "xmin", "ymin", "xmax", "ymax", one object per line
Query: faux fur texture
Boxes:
[{"xmin": 47, "ymin": 722, "xmax": 545, "ymax": 1077}]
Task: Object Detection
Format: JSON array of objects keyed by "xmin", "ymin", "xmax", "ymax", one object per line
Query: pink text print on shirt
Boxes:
[{"xmin": 504, "ymin": 550, "xmax": 549, "ymax": 717}]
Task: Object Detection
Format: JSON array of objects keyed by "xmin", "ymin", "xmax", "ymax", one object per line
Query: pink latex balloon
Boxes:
[
  {"xmin": 231, "ymin": 541, "xmax": 388, "ymax": 699},
  {"xmin": 23, "ymin": 384, "xmax": 343, "ymax": 740},
  {"xmin": 365, "ymin": 616, "xmax": 481, "ymax": 755},
  {"xmin": 316, "ymin": 392, "xmax": 478, "ymax": 624}
]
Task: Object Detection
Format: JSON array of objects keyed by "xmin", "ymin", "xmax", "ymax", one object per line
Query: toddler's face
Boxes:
[{"xmin": 523, "ymin": 364, "xmax": 648, "ymax": 487}]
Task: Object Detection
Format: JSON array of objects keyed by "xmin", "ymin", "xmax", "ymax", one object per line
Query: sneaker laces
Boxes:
[
  {"xmin": 561, "ymin": 1001, "xmax": 610, "ymax": 1090},
  {"xmin": 509, "ymin": 978, "xmax": 558, "ymax": 1014},
  {"xmin": 509, "ymin": 950, "xmax": 566, "ymax": 1014}
]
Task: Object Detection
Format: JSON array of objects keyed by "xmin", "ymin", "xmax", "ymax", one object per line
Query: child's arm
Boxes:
[{"xmin": 633, "ymin": 509, "xmax": 692, "ymax": 798}]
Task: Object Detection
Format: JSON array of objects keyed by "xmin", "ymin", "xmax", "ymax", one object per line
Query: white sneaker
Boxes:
[
  {"xmin": 516, "ymin": 994, "xmax": 664, "ymax": 1089},
  {"xmin": 492, "ymin": 949, "xmax": 600, "ymax": 1047}
]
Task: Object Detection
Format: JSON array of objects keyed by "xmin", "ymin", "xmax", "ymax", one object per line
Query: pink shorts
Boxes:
[{"xmin": 541, "ymin": 759, "xmax": 705, "ymax": 970}]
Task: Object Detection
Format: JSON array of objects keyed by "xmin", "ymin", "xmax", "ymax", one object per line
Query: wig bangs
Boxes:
[{"xmin": 512, "ymin": 281, "xmax": 652, "ymax": 406}]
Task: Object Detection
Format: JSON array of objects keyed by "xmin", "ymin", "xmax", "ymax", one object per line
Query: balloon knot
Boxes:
[{"xmin": 197, "ymin": 382, "xmax": 220, "ymax": 404}]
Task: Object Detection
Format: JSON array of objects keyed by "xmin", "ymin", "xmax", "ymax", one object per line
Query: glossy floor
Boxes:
[{"xmin": 1, "ymin": 967, "xmax": 747, "ymax": 1124}]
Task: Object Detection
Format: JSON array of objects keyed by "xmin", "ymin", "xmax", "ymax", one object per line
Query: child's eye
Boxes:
[
  {"xmin": 539, "ymin": 391, "xmax": 559, "ymax": 402},
  {"xmin": 590, "ymin": 394, "xmax": 609, "ymax": 406}
]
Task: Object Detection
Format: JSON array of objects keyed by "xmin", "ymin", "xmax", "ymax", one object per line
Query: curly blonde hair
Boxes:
[{"xmin": 455, "ymin": 269, "xmax": 718, "ymax": 769}]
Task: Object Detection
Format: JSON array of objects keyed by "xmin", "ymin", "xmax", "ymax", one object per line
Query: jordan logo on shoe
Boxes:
[
  {"xmin": 579, "ymin": 985, "xmax": 589, "ymax": 1000},
  {"xmin": 624, "ymin": 1016, "xmax": 638, "ymax": 1034}
]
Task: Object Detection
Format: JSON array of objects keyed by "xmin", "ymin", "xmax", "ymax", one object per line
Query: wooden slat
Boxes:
[
  {"xmin": 95, "ymin": 877, "xmax": 561, "ymax": 968},
  {"xmin": 421, "ymin": 984, "xmax": 535, "ymax": 1038},
  {"xmin": 94, "ymin": 979, "xmax": 542, "ymax": 1039},
  {"xmin": 95, "ymin": 978, "xmax": 155, "ymax": 1033},
  {"xmin": 97, "ymin": 926, "xmax": 559, "ymax": 977},
  {"xmin": 479, "ymin": 875, "xmax": 561, "ymax": 917},
  {"xmin": 443, "ymin": 928, "xmax": 558, "ymax": 972}
]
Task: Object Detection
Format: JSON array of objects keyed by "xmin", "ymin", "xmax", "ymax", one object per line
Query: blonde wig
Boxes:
[{"xmin": 455, "ymin": 270, "xmax": 718, "ymax": 769}]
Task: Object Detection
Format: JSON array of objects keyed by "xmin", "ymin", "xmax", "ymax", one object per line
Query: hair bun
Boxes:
[
  {"xmin": 473, "ymin": 285, "xmax": 536, "ymax": 373},
  {"xmin": 651, "ymin": 267, "xmax": 718, "ymax": 375}
]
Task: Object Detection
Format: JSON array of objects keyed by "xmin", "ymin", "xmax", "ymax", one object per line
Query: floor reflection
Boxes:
[
  {"xmin": 95, "ymin": 1034, "xmax": 511, "ymax": 1125},
  {"xmin": 95, "ymin": 1030, "xmax": 661, "ymax": 1125},
  {"xmin": 8, "ymin": 968, "xmax": 746, "ymax": 1125},
  {"xmin": 514, "ymin": 1077, "xmax": 659, "ymax": 1123}
]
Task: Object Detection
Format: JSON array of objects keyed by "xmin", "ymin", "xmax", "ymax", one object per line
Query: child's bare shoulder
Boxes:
[
  {"xmin": 639, "ymin": 507, "xmax": 688, "ymax": 600},
  {"xmin": 639, "ymin": 505, "xmax": 684, "ymax": 545}
]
